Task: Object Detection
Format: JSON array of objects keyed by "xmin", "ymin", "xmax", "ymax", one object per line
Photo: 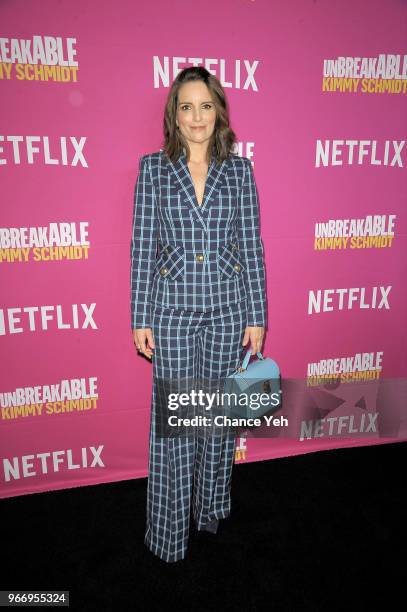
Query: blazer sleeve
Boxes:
[
  {"xmin": 130, "ymin": 154, "xmax": 158, "ymax": 329},
  {"xmin": 236, "ymin": 157, "xmax": 268, "ymax": 329}
]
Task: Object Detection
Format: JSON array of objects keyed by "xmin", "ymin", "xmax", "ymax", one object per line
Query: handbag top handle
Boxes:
[{"xmin": 241, "ymin": 349, "xmax": 264, "ymax": 371}]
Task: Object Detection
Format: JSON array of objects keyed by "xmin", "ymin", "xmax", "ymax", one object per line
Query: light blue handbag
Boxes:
[{"xmin": 223, "ymin": 349, "xmax": 282, "ymax": 419}]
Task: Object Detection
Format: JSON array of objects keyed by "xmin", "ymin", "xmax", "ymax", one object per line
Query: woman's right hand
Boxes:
[{"xmin": 133, "ymin": 328, "xmax": 155, "ymax": 360}]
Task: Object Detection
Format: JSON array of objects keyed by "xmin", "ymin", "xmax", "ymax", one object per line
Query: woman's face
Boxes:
[{"xmin": 176, "ymin": 81, "xmax": 216, "ymax": 150}]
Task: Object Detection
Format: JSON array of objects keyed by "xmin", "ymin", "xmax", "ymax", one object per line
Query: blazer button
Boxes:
[
  {"xmin": 232, "ymin": 243, "xmax": 238, "ymax": 251},
  {"xmin": 160, "ymin": 266, "xmax": 168, "ymax": 276},
  {"xmin": 196, "ymin": 254, "xmax": 204, "ymax": 262},
  {"xmin": 233, "ymin": 263, "xmax": 241, "ymax": 272}
]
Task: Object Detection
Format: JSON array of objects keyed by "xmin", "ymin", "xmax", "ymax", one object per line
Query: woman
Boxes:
[{"xmin": 130, "ymin": 66, "xmax": 267, "ymax": 562}]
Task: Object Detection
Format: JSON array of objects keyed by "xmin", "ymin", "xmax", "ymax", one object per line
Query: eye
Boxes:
[{"xmin": 179, "ymin": 103, "xmax": 213, "ymax": 111}]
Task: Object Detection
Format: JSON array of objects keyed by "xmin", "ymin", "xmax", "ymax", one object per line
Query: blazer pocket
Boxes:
[
  {"xmin": 217, "ymin": 242, "xmax": 245, "ymax": 279},
  {"xmin": 154, "ymin": 244, "xmax": 184, "ymax": 280}
]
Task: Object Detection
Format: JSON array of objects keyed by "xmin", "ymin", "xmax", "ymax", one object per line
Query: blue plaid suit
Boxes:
[
  {"xmin": 130, "ymin": 150, "xmax": 267, "ymax": 330},
  {"xmin": 130, "ymin": 149, "xmax": 267, "ymax": 562}
]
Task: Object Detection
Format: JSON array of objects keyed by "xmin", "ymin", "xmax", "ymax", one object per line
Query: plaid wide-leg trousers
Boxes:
[{"xmin": 144, "ymin": 298, "xmax": 248, "ymax": 563}]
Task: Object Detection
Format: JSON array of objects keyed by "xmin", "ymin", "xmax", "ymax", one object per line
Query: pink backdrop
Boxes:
[{"xmin": 1, "ymin": 0, "xmax": 406, "ymax": 499}]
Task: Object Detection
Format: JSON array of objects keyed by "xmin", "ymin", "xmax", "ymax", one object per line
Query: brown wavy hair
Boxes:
[{"xmin": 162, "ymin": 66, "xmax": 237, "ymax": 167}]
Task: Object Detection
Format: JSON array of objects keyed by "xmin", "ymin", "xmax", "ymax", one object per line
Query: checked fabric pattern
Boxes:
[
  {"xmin": 130, "ymin": 150, "xmax": 267, "ymax": 330},
  {"xmin": 145, "ymin": 299, "xmax": 248, "ymax": 562},
  {"xmin": 130, "ymin": 148, "xmax": 268, "ymax": 563}
]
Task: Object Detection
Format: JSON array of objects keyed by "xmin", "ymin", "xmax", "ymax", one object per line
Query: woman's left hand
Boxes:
[{"xmin": 242, "ymin": 326, "xmax": 265, "ymax": 355}]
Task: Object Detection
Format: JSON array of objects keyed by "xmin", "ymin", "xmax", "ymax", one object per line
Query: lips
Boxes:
[{"xmin": 191, "ymin": 126, "xmax": 205, "ymax": 129}]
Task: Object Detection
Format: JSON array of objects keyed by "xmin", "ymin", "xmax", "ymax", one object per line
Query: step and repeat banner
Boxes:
[{"xmin": 1, "ymin": 0, "xmax": 406, "ymax": 499}]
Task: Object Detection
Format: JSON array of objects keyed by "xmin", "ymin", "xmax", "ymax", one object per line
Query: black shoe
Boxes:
[{"xmin": 197, "ymin": 518, "xmax": 219, "ymax": 534}]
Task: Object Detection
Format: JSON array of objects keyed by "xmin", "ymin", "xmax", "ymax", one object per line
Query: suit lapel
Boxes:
[{"xmin": 163, "ymin": 150, "xmax": 228, "ymax": 228}]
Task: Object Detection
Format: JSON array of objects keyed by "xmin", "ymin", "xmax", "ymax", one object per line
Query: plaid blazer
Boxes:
[{"xmin": 130, "ymin": 149, "xmax": 267, "ymax": 330}]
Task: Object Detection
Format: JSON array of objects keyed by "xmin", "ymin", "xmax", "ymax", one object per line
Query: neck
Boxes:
[{"xmin": 185, "ymin": 141, "xmax": 212, "ymax": 164}]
